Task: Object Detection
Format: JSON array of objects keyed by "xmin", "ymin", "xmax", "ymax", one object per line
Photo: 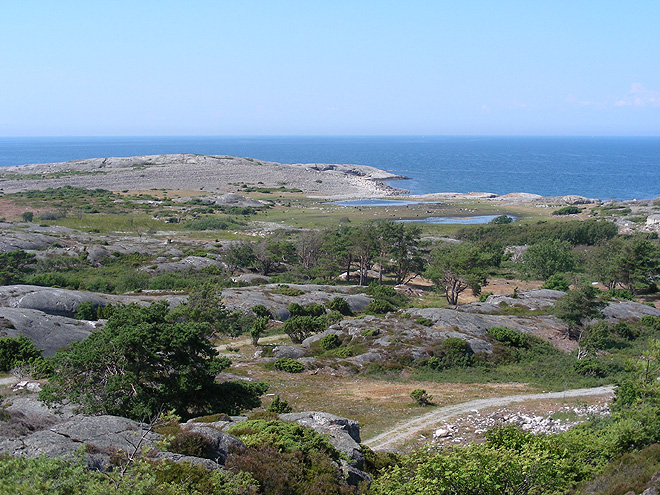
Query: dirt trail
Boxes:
[{"xmin": 363, "ymin": 385, "xmax": 614, "ymax": 451}]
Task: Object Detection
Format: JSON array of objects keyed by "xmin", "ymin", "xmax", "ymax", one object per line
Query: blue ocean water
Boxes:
[{"xmin": 0, "ymin": 136, "xmax": 658, "ymax": 200}]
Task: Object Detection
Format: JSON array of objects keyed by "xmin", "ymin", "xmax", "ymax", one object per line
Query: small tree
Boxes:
[
  {"xmin": 39, "ymin": 302, "xmax": 260, "ymax": 420},
  {"xmin": 522, "ymin": 239, "xmax": 575, "ymax": 280},
  {"xmin": 251, "ymin": 317, "xmax": 269, "ymax": 346},
  {"xmin": 426, "ymin": 242, "xmax": 501, "ymax": 305},
  {"xmin": 554, "ymin": 285, "xmax": 606, "ymax": 342},
  {"xmin": 21, "ymin": 211, "xmax": 34, "ymax": 222}
]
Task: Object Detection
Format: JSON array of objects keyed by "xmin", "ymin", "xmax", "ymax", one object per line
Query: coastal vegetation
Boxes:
[{"xmin": 2, "ymin": 172, "xmax": 660, "ymax": 493}]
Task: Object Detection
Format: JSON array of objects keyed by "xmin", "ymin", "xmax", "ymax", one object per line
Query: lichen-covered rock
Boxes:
[
  {"xmin": 180, "ymin": 424, "xmax": 245, "ymax": 464},
  {"xmin": 279, "ymin": 411, "xmax": 364, "ymax": 468},
  {"xmin": 0, "ymin": 307, "xmax": 95, "ymax": 356}
]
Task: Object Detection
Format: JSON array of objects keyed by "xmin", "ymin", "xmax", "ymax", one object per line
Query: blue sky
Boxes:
[{"xmin": 1, "ymin": 1, "xmax": 658, "ymax": 136}]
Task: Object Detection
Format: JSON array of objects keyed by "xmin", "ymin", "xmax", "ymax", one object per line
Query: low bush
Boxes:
[
  {"xmin": 542, "ymin": 274, "xmax": 571, "ymax": 291},
  {"xmin": 318, "ymin": 334, "xmax": 341, "ymax": 351},
  {"xmin": 167, "ymin": 431, "xmax": 214, "ymax": 458},
  {"xmin": 273, "ymin": 358, "xmax": 305, "ymax": 373},
  {"xmin": 363, "ymin": 299, "xmax": 396, "ymax": 315},
  {"xmin": 553, "ymin": 206, "xmax": 582, "ymax": 215},
  {"xmin": 487, "ymin": 326, "xmax": 531, "ymax": 348},
  {"xmin": 282, "ymin": 316, "xmax": 326, "ymax": 343},
  {"xmin": 325, "ymin": 297, "xmax": 353, "ymax": 316},
  {"xmin": 0, "ymin": 336, "xmax": 42, "ymax": 372},
  {"xmin": 272, "ymin": 286, "xmax": 305, "ymax": 296}
]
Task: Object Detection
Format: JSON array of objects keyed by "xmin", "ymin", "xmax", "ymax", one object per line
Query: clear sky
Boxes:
[{"xmin": 1, "ymin": 1, "xmax": 658, "ymax": 136}]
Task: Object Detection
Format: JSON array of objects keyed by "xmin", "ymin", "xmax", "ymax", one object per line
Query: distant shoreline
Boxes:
[
  {"xmin": 1, "ymin": 136, "xmax": 659, "ymax": 201},
  {"xmin": 0, "ymin": 154, "xmax": 608, "ymax": 205}
]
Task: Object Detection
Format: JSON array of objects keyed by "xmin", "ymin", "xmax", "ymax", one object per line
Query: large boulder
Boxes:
[
  {"xmin": 180, "ymin": 423, "xmax": 246, "ymax": 464},
  {"xmin": 602, "ymin": 300, "xmax": 660, "ymax": 320},
  {"xmin": 0, "ymin": 307, "xmax": 95, "ymax": 356},
  {"xmin": 279, "ymin": 411, "xmax": 364, "ymax": 469},
  {"xmin": 221, "ymin": 284, "xmax": 372, "ymax": 320}
]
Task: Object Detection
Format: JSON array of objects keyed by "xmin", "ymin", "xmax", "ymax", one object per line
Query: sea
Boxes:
[{"xmin": 0, "ymin": 136, "xmax": 659, "ymax": 201}]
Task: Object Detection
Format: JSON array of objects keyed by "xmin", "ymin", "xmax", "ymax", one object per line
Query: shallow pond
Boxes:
[
  {"xmin": 328, "ymin": 199, "xmax": 427, "ymax": 206},
  {"xmin": 399, "ymin": 215, "xmax": 515, "ymax": 224}
]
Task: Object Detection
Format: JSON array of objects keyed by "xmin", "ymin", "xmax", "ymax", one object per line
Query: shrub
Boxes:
[
  {"xmin": 282, "ymin": 316, "xmax": 326, "ymax": 344},
  {"xmin": 553, "ymin": 206, "xmax": 582, "ymax": 215},
  {"xmin": 490, "ymin": 214, "xmax": 513, "ymax": 224},
  {"xmin": 478, "ymin": 291, "xmax": 494, "ymax": 302},
  {"xmin": 606, "ymin": 288, "xmax": 635, "ymax": 300},
  {"xmin": 168, "ymin": 431, "xmax": 214, "ymax": 458},
  {"xmin": 287, "ymin": 302, "xmax": 306, "ymax": 317},
  {"xmin": 21, "ymin": 211, "xmax": 33, "ymax": 222},
  {"xmin": 272, "ymin": 285, "xmax": 305, "ymax": 296},
  {"xmin": 542, "ymin": 274, "xmax": 571, "ymax": 291},
  {"xmin": 487, "ymin": 326, "xmax": 531, "ymax": 348},
  {"xmin": 325, "ymin": 297, "xmax": 353, "ymax": 316},
  {"xmin": 0, "ymin": 336, "xmax": 42, "ymax": 372},
  {"xmin": 266, "ymin": 395, "xmax": 292, "ymax": 413},
  {"xmin": 410, "ymin": 389, "xmax": 433, "ymax": 406},
  {"xmin": 303, "ymin": 303, "xmax": 326, "ymax": 317},
  {"xmin": 363, "ymin": 299, "xmax": 396, "ymax": 315},
  {"xmin": 75, "ymin": 300, "xmax": 105, "ymax": 320},
  {"xmin": 574, "ymin": 357, "xmax": 608, "ymax": 377},
  {"xmin": 415, "ymin": 317, "xmax": 433, "ymax": 327},
  {"xmin": 641, "ymin": 315, "xmax": 660, "ymax": 332},
  {"xmin": 252, "ymin": 304, "xmax": 272, "ymax": 319},
  {"xmin": 319, "ymin": 334, "xmax": 341, "ymax": 351},
  {"xmin": 273, "ymin": 358, "xmax": 305, "ymax": 373}
]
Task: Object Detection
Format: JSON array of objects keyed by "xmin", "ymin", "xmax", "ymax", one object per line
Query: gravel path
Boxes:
[{"xmin": 363, "ymin": 385, "xmax": 615, "ymax": 451}]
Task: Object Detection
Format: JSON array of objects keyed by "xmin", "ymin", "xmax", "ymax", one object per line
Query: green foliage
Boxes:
[
  {"xmin": 522, "ymin": 239, "xmax": 575, "ymax": 280},
  {"xmin": 282, "ymin": 315, "xmax": 326, "ymax": 344},
  {"xmin": 288, "ymin": 302, "xmax": 325, "ymax": 317},
  {"xmin": 579, "ymin": 443, "xmax": 660, "ymax": 495},
  {"xmin": 21, "ymin": 211, "xmax": 34, "ymax": 222},
  {"xmin": 168, "ymin": 431, "xmax": 214, "ymax": 458},
  {"xmin": 183, "ymin": 216, "xmax": 244, "ymax": 231},
  {"xmin": 273, "ymin": 358, "xmax": 305, "ymax": 373},
  {"xmin": 491, "ymin": 214, "xmax": 513, "ymax": 224},
  {"xmin": 641, "ymin": 315, "xmax": 660, "ymax": 331},
  {"xmin": 415, "ymin": 317, "xmax": 433, "ymax": 327},
  {"xmin": 273, "ymin": 286, "xmax": 305, "ymax": 296},
  {"xmin": 427, "ymin": 338, "xmax": 474, "ymax": 370},
  {"xmin": 487, "ymin": 326, "xmax": 531, "ymax": 348},
  {"xmin": 457, "ymin": 218, "xmax": 618, "ymax": 246},
  {"xmin": 426, "ymin": 242, "xmax": 502, "ymax": 305},
  {"xmin": 0, "ymin": 335, "xmax": 42, "ymax": 372},
  {"xmin": 605, "ymin": 287, "xmax": 635, "ymax": 300},
  {"xmin": 226, "ymin": 446, "xmax": 352, "ymax": 495},
  {"xmin": 541, "ymin": 274, "xmax": 570, "ymax": 291},
  {"xmin": 318, "ymin": 333, "xmax": 341, "ymax": 351},
  {"xmin": 370, "ymin": 423, "xmax": 597, "ymax": 495},
  {"xmin": 39, "ymin": 302, "xmax": 264, "ymax": 420},
  {"xmin": 227, "ymin": 419, "xmax": 340, "ymax": 460},
  {"xmin": 410, "ymin": 389, "xmax": 433, "ymax": 406},
  {"xmin": 553, "ymin": 205, "xmax": 582, "ymax": 215},
  {"xmin": 325, "ymin": 296, "xmax": 353, "ymax": 316},
  {"xmin": 366, "ymin": 283, "xmax": 409, "ymax": 307},
  {"xmin": 27, "ymin": 272, "xmax": 82, "ymax": 289},
  {"xmin": 74, "ymin": 300, "xmax": 107, "ymax": 320},
  {"xmin": 266, "ymin": 395, "xmax": 292, "ymax": 413},
  {"xmin": 0, "ymin": 454, "xmax": 258, "ymax": 494},
  {"xmin": 0, "ymin": 250, "xmax": 36, "ymax": 285},
  {"xmin": 251, "ymin": 304, "xmax": 272, "ymax": 319},
  {"xmin": 554, "ymin": 285, "xmax": 606, "ymax": 334},
  {"xmin": 363, "ymin": 299, "xmax": 396, "ymax": 315},
  {"xmin": 250, "ymin": 317, "xmax": 268, "ymax": 346}
]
